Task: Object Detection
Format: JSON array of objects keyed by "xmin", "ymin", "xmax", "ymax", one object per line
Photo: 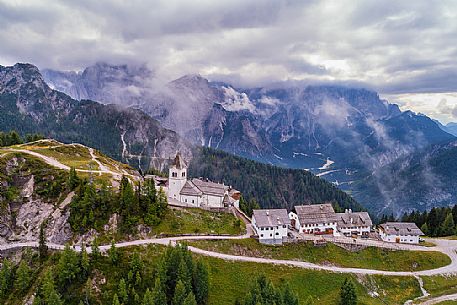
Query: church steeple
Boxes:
[{"xmin": 168, "ymin": 152, "xmax": 187, "ymax": 200}]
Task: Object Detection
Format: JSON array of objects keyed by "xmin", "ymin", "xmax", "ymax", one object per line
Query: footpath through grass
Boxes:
[{"xmin": 189, "ymin": 238, "xmax": 451, "ymax": 272}]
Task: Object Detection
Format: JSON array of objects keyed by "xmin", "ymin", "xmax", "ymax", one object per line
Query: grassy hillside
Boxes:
[
  {"xmin": 189, "ymin": 239, "xmax": 450, "ymax": 272},
  {"xmin": 190, "ymin": 147, "xmax": 363, "ymax": 211},
  {"xmin": 0, "ymin": 245, "xmax": 423, "ymax": 305}
]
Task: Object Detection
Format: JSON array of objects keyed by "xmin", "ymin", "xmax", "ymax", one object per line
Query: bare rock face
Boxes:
[
  {"xmin": 0, "ymin": 156, "xmax": 73, "ymax": 245},
  {"xmin": 13, "ymin": 200, "xmax": 54, "ymax": 242}
]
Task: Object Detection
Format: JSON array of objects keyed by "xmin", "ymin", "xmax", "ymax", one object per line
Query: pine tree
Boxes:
[
  {"xmin": 0, "ymin": 259, "xmax": 14, "ymax": 298},
  {"xmin": 42, "ymin": 271, "xmax": 63, "ymax": 305},
  {"xmin": 142, "ymin": 288, "xmax": 154, "ymax": 305},
  {"xmin": 152, "ymin": 277, "xmax": 167, "ymax": 305},
  {"xmin": 80, "ymin": 244, "xmax": 90, "ymax": 277},
  {"xmin": 91, "ymin": 238, "xmax": 101, "ymax": 262},
  {"xmin": 112, "ymin": 293, "xmax": 121, "ymax": 305},
  {"xmin": 177, "ymin": 258, "xmax": 192, "ymax": 293},
  {"xmin": 183, "ymin": 292, "xmax": 197, "ymax": 305},
  {"xmin": 39, "ymin": 222, "xmax": 48, "ymax": 262},
  {"xmin": 109, "ymin": 240, "xmax": 119, "ymax": 265},
  {"xmin": 57, "ymin": 244, "xmax": 81, "ymax": 288},
  {"xmin": 173, "ymin": 280, "xmax": 187, "ymax": 305},
  {"xmin": 421, "ymin": 223, "xmax": 429, "ymax": 236},
  {"xmin": 68, "ymin": 167, "xmax": 80, "ymax": 190},
  {"xmin": 15, "ymin": 260, "xmax": 31, "ymax": 293},
  {"xmin": 118, "ymin": 278, "xmax": 129, "ymax": 304},
  {"xmin": 339, "ymin": 278, "xmax": 357, "ymax": 305},
  {"xmin": 441, "ymin": 212, "xmax": 456, "ymax": 236},
  {"xmin": 193, "ymin": 260, "xmax": 209, "ymax": 305}
]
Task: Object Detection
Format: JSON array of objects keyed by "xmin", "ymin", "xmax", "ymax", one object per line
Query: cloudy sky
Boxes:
[{"xmin": 1, "ymin": 0, "xmax": 457, "ymax": 122}]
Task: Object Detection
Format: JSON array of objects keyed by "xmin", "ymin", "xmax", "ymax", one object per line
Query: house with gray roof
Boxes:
[
  {"xmin": 336, "ymin": 209, "xmax": 372, "ymax": 237},
  {"xmin": 289, "ymin": 203, "xmax": 338, "ymax": 235},
  {"xmin": 252, "ymin": 209, "xmax": 291, "ymax": 245},
  {"xmin": 378, "ymin": 222, "xmax": 424, "ymax": 244}
]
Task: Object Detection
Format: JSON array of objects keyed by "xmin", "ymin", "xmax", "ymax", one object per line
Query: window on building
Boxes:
[
  {"xmin": 185, "ymin": 199, "xmax": 187, "ymax": 203},
  {"xmin": 276, "ymin": 232, "xmax": 279, "ymax": 235},
  {"xmin": 283, "ymin": 225, "xmax": 286, "ymax": 228},
  {"xmin": 270, "ymin": 234, "xmax": 272, "ymax": 237},
  {"xmin": 260, "ymin": 234, "xmax": 263, "ymax": 237},
  {"xmin": 192, "ymin": 200, "xmax": 194, "ymax": 203},
  {"xmin": 182, "ymin": 172, "xmax": 186, "ymax": 177}
]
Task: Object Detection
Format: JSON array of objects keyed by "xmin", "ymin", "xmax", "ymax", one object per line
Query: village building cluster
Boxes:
[
  {"xmin": 253, "ymin": 203, "xmax": 423, "ymax": 245},
  {"xmin": 150, "ymin": 153, "xmax": 425, "ymax": 247}
]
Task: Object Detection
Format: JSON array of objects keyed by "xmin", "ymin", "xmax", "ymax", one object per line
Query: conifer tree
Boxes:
[
  {"xmin": 421, "ymin": 223, "xmax": 429, "ymax": 236},
  {"xmin": 109, "ymin": 240, "xmax": 119, "ymax": 265},
  {"xmin": 183, "ymin": 292, "xmax": 197, "ymax": 305},
  {"xmin": 118, "ymin": 278, "xmax": 129, "ymax": 304},
  {"xmin": 152, "ymin": 277, "xmax": 167, "ymax": 305},
  {"xmin": 39, "ymin": 222, "xmax": 48, "ymax": 262},
  {"xmin": 112, "ymin": 293, "xmax": 121, "ymax": 305},
  {"xmin": 42, "ymin": 271, "xmax": 63, "ymax": 305},
  {"xmin": 441, "ymin": 212, "xmax": 456, "ymax": 236},
  {"xmin": 15, "ymin": 260, "xmax": 31, "ymax": 293},
  {"xmin": 57, "ymin": 244, "xmax": 81, "ymax": 288},
  {"xmin": 91, "ymin": 238, "xmax": 101, "ymax": 262},
  {"xmin": 80, "ymin": 244, "xmax": 90, "ymax": 277},
  {"xmin": 0, "ymin": 259, "xmax": 14, "ymax": 298},
  {"xmin": 142, "ymin": 288, "xmax": 154, "ymax": 305},
  {"xmin": 173, "ymin": 280, "xmax": 187, "ymax": 305},
  {"xmin": 193, "ymin": 260, "xmax": 209, "ymax": 305},
  {"xmin": 339, "ymin": 278, "xmax": 357, "ymax": 305}
]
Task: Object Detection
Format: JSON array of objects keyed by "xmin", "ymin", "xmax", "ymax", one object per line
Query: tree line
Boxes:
[
  {"xmin": 401, "ymin": 205, "xmax": 457, "ymax": 237},
  {"xmin": 0, "ymin": 240, "xmax": 209, "ymax": 305},
  {"xmin": 69, "ymin": 169, "xmax": 168, "ymax": 234},
  {"xmin": 0, "ymin": 130, "xmax": 44, "ymax": 147}
]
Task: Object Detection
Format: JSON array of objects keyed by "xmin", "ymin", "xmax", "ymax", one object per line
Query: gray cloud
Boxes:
[{"xmin": 0, "ymin": 0, "xmax": 456, "ymax": 96}]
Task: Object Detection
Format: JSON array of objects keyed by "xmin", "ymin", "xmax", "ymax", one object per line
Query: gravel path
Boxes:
[
  {"xmin": 5, "ymin": 148, "xmax": 137, "ymax": 179},
  {"xmin": 1, "ymin": 235, "xmax": 457, "ymax": 276}
]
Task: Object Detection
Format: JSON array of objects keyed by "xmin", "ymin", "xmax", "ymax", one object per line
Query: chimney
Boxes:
[{"xmin": 266, "ymin": 210, "xmax": 269, "ymax": 216}]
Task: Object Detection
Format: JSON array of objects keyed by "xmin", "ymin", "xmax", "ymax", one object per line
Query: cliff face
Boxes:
[{"xmin": 0, "ymin": 153, "xmax": 71, "ymax": 244}]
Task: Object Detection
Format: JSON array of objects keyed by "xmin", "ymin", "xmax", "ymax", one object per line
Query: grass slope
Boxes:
[
  {"xmin": 189, "ymin": 238, "xmax": 451, "ymax": 272},
  {"xmin": 2, "ymin": 245, "xmax": 422, "ymax": 305}
]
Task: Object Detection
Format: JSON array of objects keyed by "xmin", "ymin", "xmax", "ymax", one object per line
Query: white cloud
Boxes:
[{"xmin": 0, "ymin": 0, "xmax": 457, "ymax": 121}]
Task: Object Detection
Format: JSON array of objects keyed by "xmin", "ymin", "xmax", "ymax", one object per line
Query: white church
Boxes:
[{"xmin": 151, "ymin": 153, "xmax": 240, "ymax": 209}]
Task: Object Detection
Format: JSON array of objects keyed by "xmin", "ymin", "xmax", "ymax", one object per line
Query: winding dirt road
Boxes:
[{"xmin": 1, "ymin": 234, "xmax": 457, "ymax": 277}]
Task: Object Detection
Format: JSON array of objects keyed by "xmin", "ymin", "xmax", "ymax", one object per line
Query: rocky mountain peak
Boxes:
[{"xmin": 0, "ymin": 63, "xmax": 49, "ymax": 95}]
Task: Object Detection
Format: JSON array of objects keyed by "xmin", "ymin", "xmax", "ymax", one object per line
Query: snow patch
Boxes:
[
  {"xmin": 318, "ymin": 158, "xmax": 335, "ymax": 170},
  {"xmin": 293, "ymin": 152, "xmax": 309, "ymax": 158}
]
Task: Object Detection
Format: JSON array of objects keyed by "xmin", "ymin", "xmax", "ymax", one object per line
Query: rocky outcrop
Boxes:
[{"xmin": 0, "ymin": 156, "xmax": 72, "ymax": 244}]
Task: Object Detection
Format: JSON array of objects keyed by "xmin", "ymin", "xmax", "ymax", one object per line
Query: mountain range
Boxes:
[
  {"xmin": 0, "ymin": 63, "xmax": 359, "ymax": 213},
  {"xmin": 43, "ymin": 62, "xmax": 457, "ymax": 216}
]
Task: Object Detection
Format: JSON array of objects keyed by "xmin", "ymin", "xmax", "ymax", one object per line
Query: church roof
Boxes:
[
  {"xmin": 180, "ymin": 180, "xmax": 202, "ymax": 196},
  {"xmin": 192, "ymin": 178, "xmax": 225, "ymax": 196},
  {"xmin": 172, "ymin": 153, "xmax": 187, "ymax": 169}
]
